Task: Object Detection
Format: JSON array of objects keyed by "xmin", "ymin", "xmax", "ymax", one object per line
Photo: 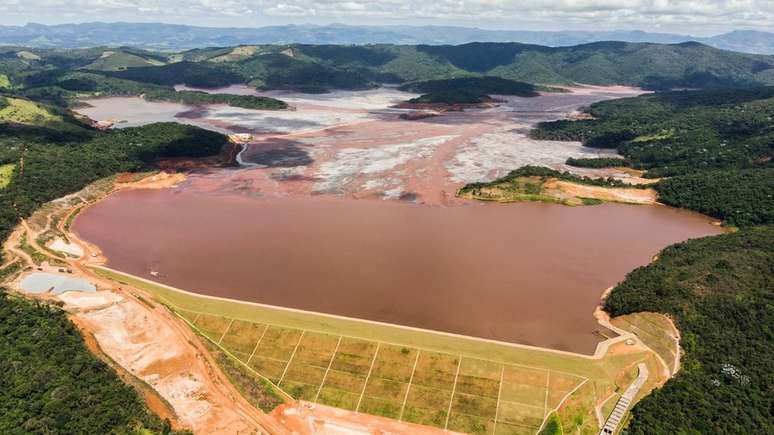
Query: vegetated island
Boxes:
[
  {"xmin": 143, "ymin": 89, "xmax": 288, "ymax": 110},
  {"xmin": 399, "ymin": 76, "xmax": 542, "ymax": 97},
  {"xmin": 457, "ymin": 165, "xmax": 655, "ymax": 206},
  {"xmin": 396, "ymin": 77, "xmax": 541, "ymax": 112}
]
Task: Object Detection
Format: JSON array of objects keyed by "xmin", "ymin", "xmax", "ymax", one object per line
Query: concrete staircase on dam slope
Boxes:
[{"xmin": 599, "ymin": 363, "xmax": 649, "ymax": 435}]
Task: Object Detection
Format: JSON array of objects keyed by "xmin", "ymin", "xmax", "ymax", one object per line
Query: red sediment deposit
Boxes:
[{"xmin": 399, "ymin": 111, "xmax": 440, "ymax": 120}]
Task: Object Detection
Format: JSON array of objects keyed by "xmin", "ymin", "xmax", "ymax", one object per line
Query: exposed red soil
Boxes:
[
  {"xmin": 273, "ymin": 401, "xmax": 462, "ymax": 435},
  {"xmin": 399, "ymin": 111, "xmax": 439, "ymax": 120}
]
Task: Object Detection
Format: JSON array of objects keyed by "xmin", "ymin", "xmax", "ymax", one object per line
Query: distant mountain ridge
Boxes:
[
  {"xmin": 3, "ymin": 41, "xmax": 773, "ymax": 98},
  {"xmin": 1, "ymin": 22, "xmax": 774, "ymax": 54}
]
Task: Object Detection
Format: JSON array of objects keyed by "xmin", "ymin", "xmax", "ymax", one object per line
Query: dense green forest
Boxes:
[
  {"xmin": 533, "ymin": 87, "xmax": 774, "ymax": 175},
  {"xmin": 0, "ymin": 291, "xmax": 177, "ymax": 434},
  {"xmin": 605, "ymin": 227, "xmax": 774, "ymax": 434},
  {"xmin": 532, "ymin": 86, "xmax": 774, "ymax": 226},
  {"xmin": 107, "ymin": 61, "xmax": 244, "ymax": 89},
  {"xmin": 655, "ymin": 169, "xmax": 774, "ymax": 227},
  {"xmin": 565, "ymin": 157, "xmax": 628, "ymax": 168}
]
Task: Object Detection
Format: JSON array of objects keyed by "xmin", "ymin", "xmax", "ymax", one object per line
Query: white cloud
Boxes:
[{"xmin": 2, "ymin": 0, "xmax": 773, "ymax": 33}]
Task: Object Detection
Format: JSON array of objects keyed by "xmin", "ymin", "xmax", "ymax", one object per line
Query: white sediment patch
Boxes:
[
  {"xmin": 176, "ymin": 85, "xmax": 418, "ymax": 110},
  {"xmin": 382, "ymin": 187, "xmax": 405, "ymax": 200},
  {"xmin": 74, "ymin": 97, "xmax": 187, "ymax": 128},
  {"xmin": 75, "ymin": 96, "xmax": 372, "ymax": 136},
  {"xmin": 314, "ymin": 135, "xmax": 457, "ymax": 192},
  {"xmin": 260, "ymin": 87, "xmax": 419, "ymax": 110},
  {"xmin": 49, "ymin": 237, "xmax": 83, "ymax": 257},
  {"xmin": 58, "ymin": 290, "xmax": 121, "ymax": 309},
  {"xmin": 446, "ymin": 129, "xmax": 618, "ymax": 183},
  {"xmin": 20, "ymin": 272, "xmax": 96, "ymax": 294},
  {"xmin": 205, "ymin": 106, "xmax": 370, "ymax": 134}
]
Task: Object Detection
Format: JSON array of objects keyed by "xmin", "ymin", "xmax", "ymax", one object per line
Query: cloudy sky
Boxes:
[{"xmin": 1, "ymin": 1, "xmax": 773, "ymax": 35}]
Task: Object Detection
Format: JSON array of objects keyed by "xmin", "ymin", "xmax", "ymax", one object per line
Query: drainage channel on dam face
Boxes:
[{"xmin": 73, "ymin": 189, "xmax": 722, "ymax": 354}]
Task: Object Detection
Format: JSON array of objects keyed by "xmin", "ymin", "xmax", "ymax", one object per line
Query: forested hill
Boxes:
[
  {"xmin": 605, "ymin": 226, "xmax": 774, "ymax": 434},
  {"xmin": 2, "ymin": 41, "xmax": 774, "ymax": 98},
  {"xmin": 532, "ymin": 86, "xmax": 774, "ymax": 227}
]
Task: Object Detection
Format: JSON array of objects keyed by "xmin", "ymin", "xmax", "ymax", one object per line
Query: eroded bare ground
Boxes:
[
  {"xmin": 223, "ymin": 86, "xmax": 643, "ymax": 205},
  {"xmin": 273, "ymin": 402, "xmax": 465, "ymax": 435},
  {"xmin": 543, "ymin": 179, "xmax": 658, "ymax": 205},
  {"xmin": 60, "ymin": 290, "xmax": 270, "ymax": 434}
]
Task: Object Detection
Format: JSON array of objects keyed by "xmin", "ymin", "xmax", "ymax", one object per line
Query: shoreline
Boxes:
[
  {"xmin": 91, "ymin": 264, "xmax": 620, "ymax": 360},
  {"xmin": 64, "ymin": 167, "xmax": 722, "ymax": 361},
  {"xmin": 62, "ymin": 178, "xmax": 619, "ymax": 361}
]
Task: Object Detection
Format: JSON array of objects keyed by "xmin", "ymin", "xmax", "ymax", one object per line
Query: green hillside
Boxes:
[
  {"xmin": 532, "ymin": 87, "xmax": 774, "ymax": 226},
  {"xmin": 4, "ymin": 41, "xmax": 773, "ymax": 100},
  {"xmin": 81, "ymin": 50, "xmax": 165, "ymax": 71},
  {"xmin": 605, "ymin": 226, "xmax": 774, "ymax": 434},
  {"xmin": 0, "ymin": 97, "xmax": 61, "ymax": 124},
  {"xmin": 377, "ymin": 42, "xmax": 774, "ymax": 88},
  {"xmin": 99, "ymin": 42, "xmax": 774, "ymax": 92}
]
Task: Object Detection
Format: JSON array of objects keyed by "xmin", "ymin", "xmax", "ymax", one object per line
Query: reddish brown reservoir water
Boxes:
[{"xmin": 74, "ymin": 190, "xmax": 722, "ymax": 354}]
